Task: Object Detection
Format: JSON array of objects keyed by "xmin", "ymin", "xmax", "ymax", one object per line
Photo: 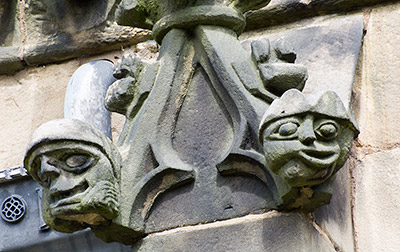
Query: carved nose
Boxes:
[
  {"xmin": 40, "ymin": 156, "xmax": 60, "ymax": 178},
  {"xmin": 299, "ymin": 118, "xmax": 316, "ymax": 145}
]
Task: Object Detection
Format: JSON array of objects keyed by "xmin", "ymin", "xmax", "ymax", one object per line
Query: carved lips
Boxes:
[{"xmin": 49, "ymin": 181, "xmax": 89, "ymax": 215}]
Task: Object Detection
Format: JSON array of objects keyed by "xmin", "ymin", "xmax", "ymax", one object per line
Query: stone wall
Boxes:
[{"xmin": 1, "ymin": 1, "xmax": 400, "ymax": 251}]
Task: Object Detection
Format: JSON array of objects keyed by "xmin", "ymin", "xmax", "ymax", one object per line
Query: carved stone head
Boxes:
[
  {"xmin": 24, "ymin": 119, "xmax": 121, "ymax": 229},
  {"xmin": 259, "ymin": 89, "xmax": 359, "ymax": 187}
]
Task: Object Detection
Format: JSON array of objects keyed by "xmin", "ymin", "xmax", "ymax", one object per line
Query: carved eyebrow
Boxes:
[
  {"xmin": 31, "ymin": 147, "xmax": 92, "ymax": 168},
  {"xmin": 34, "ymin": 146, "xmax": 93, "ymax": 157}
]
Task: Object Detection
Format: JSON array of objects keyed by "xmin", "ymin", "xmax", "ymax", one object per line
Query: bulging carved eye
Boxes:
[
  {"xmin": 278, "ymin": 122, "xmax": 298, "ymax": 137},
  {"xmin": 265, "ymin": 118, "xmax": 301, "ymax": 140},
  {"xmin": 315, "ymin": 122, "xmax": 338, "ymax": 140},
  {"xmin": 66, "ymin": 155, "xmax": 88, "ymax": 168},
  {"xmin": 61, "ymin": 154, "xmax": 94, "ymax": 173}
]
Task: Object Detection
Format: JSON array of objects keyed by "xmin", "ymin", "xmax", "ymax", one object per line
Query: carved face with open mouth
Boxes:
[
  {"xmin": 30, "ymin": 141, "xmax": 118, "ymax": 224},
  {"xmin": 262, "ymin": 114, "xmax": 342, "ymax": 187},
  {"xmin": 259, "ymin": 89, "xmax": 359, "ymax": 188}
]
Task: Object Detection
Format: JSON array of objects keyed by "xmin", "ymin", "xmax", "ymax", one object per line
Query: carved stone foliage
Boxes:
[{"xmin": 24, "ymin": 0, "xmax": 362, "ymax": 245}]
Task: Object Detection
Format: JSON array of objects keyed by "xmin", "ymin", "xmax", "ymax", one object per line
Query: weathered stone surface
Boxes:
[
  {"xmin": 0, "ymin": 46, "xmax": 24, "ymax": 75},
  {"xmin": 313, "ymin": 161, "xmax": 355, "ymax": 252},
  {"xmin": 110, "ymin": 41, "xmax": 159, "ymax": 140},
  {"xmin": 23, "ymin": 25, "xmax": 152, "ymax": 66},
  {"xmin": 128, "ymin": 40, "xmax": 159, "ymax": 62},
  {"xmin": 0, "ymin": 60, "xmax": 80, "ymax": 171},
  {"xmin": 13, "ymin": 0, "xmax": 364, "ymax": 248},
  {"xmin": 115, "ymin": 0, "xmax": 271, "ymax": 32},
  {"xmin": 0, "ymin": 0, "xmax": 153, "ymax": 75},
  {"xmin": 245, "ymin": 0, "xmax": 398, "ymax": 30},
  {"xmin": 352, "ymin": 3, "xmax": 400, "ymax": 148},
  {"xmin": 103, "ymin": 24, "xmax": 288, "ymax": 241},
  {"xmin": 132, "ymin": 212, "xmax": 335, "ymax": 252},
  {"xmin": 352, "ymin": 148, "xmax": 400, "ymax": 251},
  {"xmin": 0, "ymin": 0, "xmax": 20, "ymax": 46},
  {"xmin": 20, "ymin": 7, "xmax": 362, "ymax": 244},
  {"xmin": 241, "ymin": 14, "xmax": 363, "ymax": 107},
  {"xmin": 24, "ymin": 0, "xmax": 117, "ymax": 45},
  {"xmin": 111, "ymin": 113, "xmax": 126, "ymax": 142}
]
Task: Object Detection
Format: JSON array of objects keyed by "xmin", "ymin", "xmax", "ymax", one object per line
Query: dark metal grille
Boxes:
[{"xmin": 1, "ymin": 195, "xmax": 27, "ymax": 223}]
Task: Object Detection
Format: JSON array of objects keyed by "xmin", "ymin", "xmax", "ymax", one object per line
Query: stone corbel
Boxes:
[
  {"xmin": 24, "ymin": 119, "xmax": 121, "ymax": 232},
  {"xmin": 259, "ymin": 89, "xmax": 359, "ymax": 211},
  {"xmin": 23, "ymin": 0, "xmax": 362, "ymax": 245}
]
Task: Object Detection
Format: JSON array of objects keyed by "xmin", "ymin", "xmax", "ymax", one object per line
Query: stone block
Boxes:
[
  {"xmin": 132, "ymin": 212, "xmax": 336, "ymax": 252},
  {"xmin": 0, "ymin": 0, "xmax": 20, "ymax": 46},
  {"xmin": 22, "ymin": 0, "xmax": 152, "ymax": 67},
  {"xmin": 0, "ymin": 60, "xmax": 79, "ymax": 170},
  {"xmin": 245, "ymin": 0, "xmax": 394, "ymax": 30},
  {"xmin": 24, "ymin": 0, "xmax": 117, "ymax": 45},
  {"xmin": 241, "ymin": 14, "xmax": 363, "ymax": 107},
  {"xmin": 23, "ymin": 25, "xmax": 152, "ymax": 66},
  {"xmin": 0, "ymin": 46, "xmax": 24, "ymax": 75},
  {"xmin": 352, "ymin": 3, "xmax": 400, "ymax": 148},
  {"xmin": 352, "ymin": 148, "xmax": 400, "ymax": 252},
  {"xmin": 313, "ymin": 161, "xmax": 355, "ymax": 252}
]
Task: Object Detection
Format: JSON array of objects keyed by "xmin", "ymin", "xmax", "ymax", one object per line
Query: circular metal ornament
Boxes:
[{"xmin": 1, "ymin": 195, "xmax": 27, "ymax": 223}]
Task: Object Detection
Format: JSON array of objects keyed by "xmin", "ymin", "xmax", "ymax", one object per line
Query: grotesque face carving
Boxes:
[
  {"xmin": 31, "ymin": 142, "xmax": 118, "ymax": 224},
  {"xmin": 260, "ymin": 89, "xmax": 358, "ymax": 188},
  {"xmin": 263, "ymin": 114, "xmax": 344, "ymax": 187},
  {"xmin": 24, "ymin": 119, "xmax": 120, "ymax": 227}
]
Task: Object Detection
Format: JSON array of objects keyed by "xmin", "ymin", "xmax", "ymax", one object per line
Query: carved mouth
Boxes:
[
  {"xmin": 50, "ymin": 181, "xmax": 89, "ymax": 210},
  {"xmin": 298, "ymin": 150, "xmax": 339, "ymax": 167}
]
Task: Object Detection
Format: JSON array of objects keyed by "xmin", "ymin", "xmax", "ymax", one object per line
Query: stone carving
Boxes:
[
  {"xmin": 26, "ymin": 0, "xmax": 117, "ymax": 37},
  {"xmin": 24, "ymin": 119, "xmax": 120, "ymax": 232},
  {"xmin": 259, "ymin": 89, "xmax": 359, "ymax": 210},
  {"xmin": 105, "ymin": 53, "xmax": 158, "ymax": 118},
  {"xmin": 23, "ymin": 0, "xmax": 362, "ymax": 245},
  {"xmin": 252, "ymin": 38, "xmax": 308, "ymax": 97}
]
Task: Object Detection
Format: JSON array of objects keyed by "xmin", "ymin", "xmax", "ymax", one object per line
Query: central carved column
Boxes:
[
  {"xmin": 23, "ymin": 0, "xmax": 360, "ymax": 247},
  {"xmin": 110, "ymin": 0, "xmax": 280, "ymax": 240}
]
